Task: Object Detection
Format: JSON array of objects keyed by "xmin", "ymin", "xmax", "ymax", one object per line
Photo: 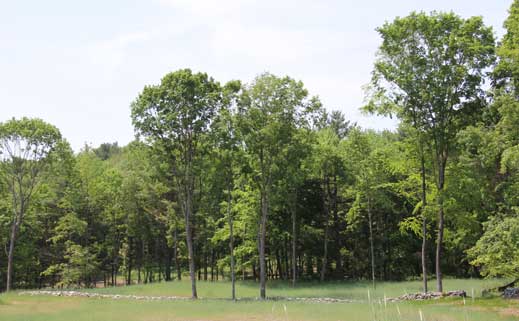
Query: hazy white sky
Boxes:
[{"xmin": 0, "ymin": 0, "xmax": 512, "ymax": 151}]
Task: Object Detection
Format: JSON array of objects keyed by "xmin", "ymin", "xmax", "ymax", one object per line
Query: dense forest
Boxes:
[{"xmin": 1, "ymin": 2, "xmax": 519, "ymax": 300}]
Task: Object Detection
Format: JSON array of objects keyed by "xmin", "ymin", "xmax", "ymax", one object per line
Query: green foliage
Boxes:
[
  {"xmin": 368, "ymin": 12, "xmax": 495, "ymax": 123},
  {"xmin": 42, "ymin": 242, "xmax": 99, "ymax": 288},
  {"xmin": 49, "ymin": 213, "xmax": 87, "ymax": 244},
  {"xmin": 494, "ymin": 0, "xmax": 519, "ymax": 94},
  {"xmin": 131, "ymin": 69, "xmax": 222, "ymax": 148},
  {"xmin": 468, "ymin": 211, "xmax": 519, "ymax": 278}
]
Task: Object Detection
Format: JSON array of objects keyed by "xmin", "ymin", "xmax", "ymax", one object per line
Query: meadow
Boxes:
[{"xmin": 1, "ymin": 279, "xmax": 518, "ymax": 321}]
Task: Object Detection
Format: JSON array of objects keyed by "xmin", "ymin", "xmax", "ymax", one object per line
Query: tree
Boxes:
[
  {"xmin": 468, "ymin": 211, "xmax": 519, "ymax": 278},
  {"xmin": 209, "ymin": 80, "xmax": 242, "ymax": 299},
  {"xmin": 494, "ymin": 0, "xmax": 519, "ymax": 96},
  {"xmin": 346, "ymin": 129, "xmax": 380, "ymax": 287},
  {"xmin": 311, "ymin": 128, "xmax": 345, "ymax": 281},
  {"xmin": 237, "ymin": 73, "xmax": 320, "ymax": 299},
  {"xmin": 0, "ymin": 117, "xmax": 62, "ymax": 291},
  {"xmin": 367, "ymin": 12, "xmax": 495, "ymax": 292},
  {"xmin": 320, "ymin": 110, "xmax": 354, "ymax": 139},
  {"xmin": 131, "ymin": 69, "xmax": 223, "ymax": 299}
]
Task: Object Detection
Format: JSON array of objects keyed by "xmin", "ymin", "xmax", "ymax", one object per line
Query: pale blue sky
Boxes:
[{"xmin": 0, "ymin": 0, "xmax": 512, "ymax": 151}]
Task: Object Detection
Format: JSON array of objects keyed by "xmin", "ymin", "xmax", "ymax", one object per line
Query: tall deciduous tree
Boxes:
[
  {"xmin": 211, "ymin": 80, "xmax": 242, "ymax": 299},
  {"xmin": 0, "ymin": 117, "xmax": 62, "ymax": 291},
  {"xmin": 131, "ymin": 69, "xmax": 223, "ymax": 299},
  {"xmin": 311, "ymin": 128, "xmax": 345, "ymax": 281},
  {"xmin": 237, "ymin": 73, "xmax": 320, "ymax": 299},
  {"xmin": 367, "ymin": 12, "xmax": 495, "ymax": 292}
]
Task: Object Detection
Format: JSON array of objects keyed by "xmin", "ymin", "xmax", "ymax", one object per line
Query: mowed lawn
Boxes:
[{"xmin": 1, "ymin": 279, "xmax": 519, "ymax": 321}]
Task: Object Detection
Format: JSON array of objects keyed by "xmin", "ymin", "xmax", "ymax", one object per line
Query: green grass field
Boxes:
[{"xmin": 1, "ymin": 279, "xmax": 518, "ymax": 321}]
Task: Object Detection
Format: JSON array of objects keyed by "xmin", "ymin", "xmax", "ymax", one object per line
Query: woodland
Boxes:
[{"xmin": 1, "ymin": 1, "xmax": 519, "ymax": 303}]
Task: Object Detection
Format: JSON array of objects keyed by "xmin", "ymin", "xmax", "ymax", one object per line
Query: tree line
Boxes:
[{"xmin": 1, "ymin": 2, "xmax": 519, "ymax": 299}]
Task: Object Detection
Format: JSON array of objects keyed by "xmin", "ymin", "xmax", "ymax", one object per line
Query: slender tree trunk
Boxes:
[
  {"xmin": 204, "ymin": 250, "xmax": 208, "ymax": 281},
  {"xmin": 216, "ymin": 255, "xmax": 219, "ymax": 281},
  {"xmin": 275, "ymin": 250, "xmax": 282, "ymax": 279},
  {"xmin": 436, "ymin": 156, "xmax": 446, "ymax": 293},
  {"xmin": 127, "ymin": 263, "xmax": 132, "ymax": 285},
  {"xmin": 331, "ymin": 175, "xmax": 342, "ymax": 278},
  {"xmin": 320, "ymin": 177, "xmax": 330, "ymax": 282},
  {"xmin": 368, "ymin": 196, "xmax": 375, "ymax": 288},
  {"xmin": 185, "ymin": 186, "xmax": 197, "ymax": 298},
  {"xmin": 259, "ymin": 189, "xmax": 268, "ymax": 299},
  {"xmin": 211, "ymin": 249, "xmax": 215, "ymax": 282},
  {"xmin": 138, "ymin": 240, "xmax": 143, "ymax": 284},
  {"xmin": 227, "ymin": 185, "xmax": 236, "ymax": 301},
  {"xmin": 174, "ymin": 227, "xmax": 181, "ymax": 281},
  {"xmin": 127, "ymin": 240, "xmax": 132, "ymax": 285},
  {"xmin": 165, "ymin": 246, "xmax": 172, "ymax": 282},
  {"xmin": 420, "ymin": 152, "xmax": 428, "ymax": 293},
  {"xmin": 6, "ymin": 210, "xmax": 21, "ymax": 292},
  {"xmin": 320, "ymin": 222, "xmax": 329, "ymax": 281},
  {"xmin": 291, "ymin": 192, "xmax": 297, "ymax": 286},
  {"xmin": 284, "ymin": 236, "xmax": 290, "ymax": 280},
  {"xmin": 158, "ymin": 260, "xmax": 163, "ymax": 283}
]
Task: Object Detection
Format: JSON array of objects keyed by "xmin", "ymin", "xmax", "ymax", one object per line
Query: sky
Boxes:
[{"xmin": 0, "ymin": 0, "xmax": 512, "ymax": 151}]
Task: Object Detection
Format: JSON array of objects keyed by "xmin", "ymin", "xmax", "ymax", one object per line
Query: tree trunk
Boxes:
[
  {"xmin": 259, "ymin": 189, "xmax": 268, "ymax": 299},
  {"xmin": 203, "ymin": 250, "xmax": 208, "ymax": 281},
  {"xmin": 368, "ymin": 196, "xmax": 376, "ymax": 288},
  {"xmin": 284, "ymin": 236, "xmax": 290, "ymax": 280},
  {"xmin": 420, "ymin": 152, "xmax": 428, "ymax": 293},
  {"xmin": 320, "ymin": 222, "xmax": 329, "ymax": 281},
  {"xmin": 227, "ymin": 185, "xmax": 236, "ymax": 301},
  {"xmin": 331, "ymin": 175, "xmax": 342, "ymax": 278},
  {"xmin": 211, "ymin": 249, "xmax": 215, "ymax": 282},
  {"xmin": 275, "ymin": 250, "xmax": 282, "ymax": 279},
  {"xmin": 174, "ymin": 227, "xmax": 181, "ymax": 281},
  {"xmin": 127, "ymin": 240, "xmax": 132, "ymax": 285},
  {"xmin": 320, "ymin": 177, "xmax": 330, "ymax": 282},
  {"xmin": 6, "ymin": 211, "xmax": 21, "ymax": 292},
  {"xmin": 185, "ymin": 187, "xmax": 197, "ymax": 298},
  {"xmin": 291, "ymin": 192, "xmax": 297, "ymax": 286},
  {"xmin": 165, "ymin": 246, "xmax": 172, "ymax": 282},
  {"xmin": 436, "ymin": 155, "xmax": 446, "ymax": 293},
  {"xmin": 216, "ymin": 255, "xmax": 219, "ymax": 281}
]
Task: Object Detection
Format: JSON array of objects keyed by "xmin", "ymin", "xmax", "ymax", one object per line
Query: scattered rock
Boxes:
[
  {"xmin": 19, "ymin": 289, "xmax": 467, "ymax": 304},
  {"xmin": 446, "ymin": 290, "xmax": 467, "ymax": 298},
  {"xmin": 387, "ymin": 290, "xmax": 466, "ymax": 302},
  {"xmin": 503, "ymin": 288, "xmax": 519, "ymax": 299},
  {"xmin": 282, "ymin": 297, "xmax": 357, "ymax": 304},
  {"xmin": 19, "ymin": 290, "xmax": 190, "ymax": 301}
]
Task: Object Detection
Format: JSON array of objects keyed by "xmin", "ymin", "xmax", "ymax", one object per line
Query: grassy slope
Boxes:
[{"xmin": 0, "ymin": 280, "xmax": 518, "ymax": 321}]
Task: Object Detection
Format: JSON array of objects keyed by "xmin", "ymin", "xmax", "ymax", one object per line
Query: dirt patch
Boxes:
[
  {"xmin": 0, "ymin": 296, "xmax": 81, "ymax": 315},
  {"xmin": 500, "ymin": 307, "xmax": 519, "ymax": 317}
]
